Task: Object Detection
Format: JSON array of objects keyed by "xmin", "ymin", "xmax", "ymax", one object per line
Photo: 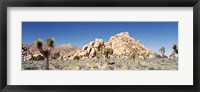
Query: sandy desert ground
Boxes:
[{"xmin": 22, "ymin": 57, "xmax": 178, "ymax": 70}]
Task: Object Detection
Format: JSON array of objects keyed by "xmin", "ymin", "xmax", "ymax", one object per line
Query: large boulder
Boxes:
[
  {"xmin": 105, "ymin": 32, "xmax": 155, "ymax": 58},
  {"xmin": 78, "ymin": 38, "xmax": 105, "ymax": 58}
]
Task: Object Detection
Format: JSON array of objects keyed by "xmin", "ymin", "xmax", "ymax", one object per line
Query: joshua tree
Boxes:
[
  {"xmin": 159, "ymin": 46, "xmax": 165, "ymax": 60},
  {"xmin": 103, "ymin": 47, "xmax": 114, "ymax": 58},
  {"xmin": 34, "ymin": 38, "xmax": 54, "ymax": 70},
  {"xmin": 173, "ymin": 44, "xmax": 178, "ymax": 54}
]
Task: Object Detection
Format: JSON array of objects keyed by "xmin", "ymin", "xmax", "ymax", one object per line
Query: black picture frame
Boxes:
[{"xmin": 0, "ymin": 0, "xmax": 200, "ymax": 92}]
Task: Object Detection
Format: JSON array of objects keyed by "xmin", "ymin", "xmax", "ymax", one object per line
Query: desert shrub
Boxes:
[
  {"xmin": 129, "ymin": 48, "xmax": 140, "ymax": 60},
  {"xmin": 92, "ymin": 65, "xmax": 99, "ymax": 70},
  {"xmin": 103, "ymin": 47, "xmax": 114, "ymax": 58},
  {"xmin": 74, "ymin": 55, "xmax": 80, "ymax": 60},
  {"xmin": 130, "ymin": 52, "xmax": 137, "ymax": 60},
  {"xmin": 96, "ymin": 50, "xmax": 104, "ymax": 58}
]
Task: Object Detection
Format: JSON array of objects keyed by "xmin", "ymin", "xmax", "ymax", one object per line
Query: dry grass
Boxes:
[{"xmin": 22, "ymin": 57, "xmax": 178, "ymax": 70}]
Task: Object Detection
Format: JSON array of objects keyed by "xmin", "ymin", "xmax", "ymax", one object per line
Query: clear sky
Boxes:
[{"xmin": 22, "ymin": 22, "xmax": 178, "ymax": 56}]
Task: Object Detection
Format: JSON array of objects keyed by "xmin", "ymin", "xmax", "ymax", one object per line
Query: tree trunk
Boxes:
[
  {"xmin": 45, "ymin": 57, "xmax": 49, "ymax": 70},
  {"xmin": 105, "ymin": 53, "xmax": 108, "ymax": 58},
  {"xmin": 175, "ymin": 50, "xmax": 178, "ymax": 54},
  {"xmin": 162, "ymin": 54, "xmax": 164, "ymax": 61},
  {"xmin": 38, "ymin": 47, "xmax": 44, "ymax": 55}
]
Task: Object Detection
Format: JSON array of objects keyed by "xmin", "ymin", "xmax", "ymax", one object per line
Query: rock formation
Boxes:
[
  {"xmin": 22, "ymin": 44, "xmax": 78, "ymax": 61},
  {"xmin": 105, "ymin": 32, "xmax": 155, "ymax": 58},
  {"xmin": 68, "ymin": 32, "xmax": 155, "ymax": 60},
  {"xmin": 22, "ymin": 32, "xmax": 156, "ymax": 61},
  {"xmin": 80, "ymin": 38, "xmax": 104, "ymax": 58}
]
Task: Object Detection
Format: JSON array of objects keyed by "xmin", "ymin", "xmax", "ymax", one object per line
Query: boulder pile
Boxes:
[
  {"xmin": 22, "ymin": 32, "xmax": 156, "ymax": 61},
  {"xmin": 68, "ymin": 32, "xmax": 156, "ymax": 60}
]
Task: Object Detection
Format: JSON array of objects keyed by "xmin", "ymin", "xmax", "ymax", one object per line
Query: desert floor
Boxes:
[{"xmin": 22, "ymin": 57, "xmax": 178, "ymax": 70}]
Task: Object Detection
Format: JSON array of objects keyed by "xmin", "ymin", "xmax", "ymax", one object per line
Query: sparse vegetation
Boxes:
[
  {"xmin": 23, "ymin": 43, "xmax": 178, "ymax": 70},
  {"xmin": 22, "ymin": 57, "xmax": 178, "ymax": 70},
  {"xmin": 23, "ymin": 32, "xmax": 178, "ymax": 70},
  {"xmin": 103, "ymin": 47, "xmax": 114, "ymax": 58},
  {"xmin": 129, "ymin": 49, "xmax": 139, "ymax": 60},
  {"xmin": 96, "ymin": 50, "xmax": 104, "ymax": 58}
]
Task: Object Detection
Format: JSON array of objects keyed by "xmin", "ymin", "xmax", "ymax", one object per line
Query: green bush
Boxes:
[
  {"xmin": 103, "ymin": 47, "xmax": 114, "ymax": 58},
  {"xmin": 74, "ymin": 56, "xmax": 80, "ymax": 60},
  {"xmin": 96, "ymin": 50, "xmax": 104, "ymax": 58}
]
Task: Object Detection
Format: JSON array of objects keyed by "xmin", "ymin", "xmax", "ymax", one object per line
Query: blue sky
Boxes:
[{"xmin": 22, "ymin": 22, "xmax": 178, "ymax": 56}]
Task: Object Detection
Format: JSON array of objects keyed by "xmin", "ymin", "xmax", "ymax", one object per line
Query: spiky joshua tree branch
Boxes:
[{"xmin": 34, "ymin": 38, "xmax": 54, "ymax": 70}]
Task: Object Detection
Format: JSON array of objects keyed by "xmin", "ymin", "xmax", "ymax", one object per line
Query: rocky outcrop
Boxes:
[
  {"xmin": 105, "ymin": 32, "xmax": 155, "ymax": 58},
  {"xmin": 63, "ymin": 49, "xmax": 81, "ymax": 60},
  {"xmin": 22, "ymin": 45, "xmax": 29, "ymax": 61},
  {"xmin": 70, "ymin": 32, "xmax": 155, "ymax": 59},
  {"xmin": 78, "ymin": 38, "xmax": 104, "ymax": 58},
  {"xmin": 22, "ymin": 44, "xmax": 78, "ymax": 61}
]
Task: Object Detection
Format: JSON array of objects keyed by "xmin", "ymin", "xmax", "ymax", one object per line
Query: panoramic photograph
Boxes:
[{"xmin": 22, "ymin": 22, "xmax": 178, "ymax": 70}]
